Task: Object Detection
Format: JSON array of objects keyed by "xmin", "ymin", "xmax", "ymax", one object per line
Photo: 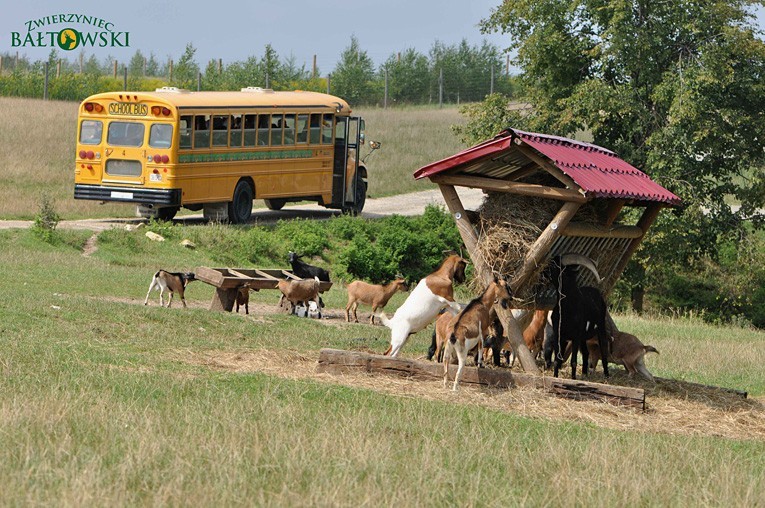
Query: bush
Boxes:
[{"xmin": 30, "ymin": 193, "xmax": 61, "ymax": 243}]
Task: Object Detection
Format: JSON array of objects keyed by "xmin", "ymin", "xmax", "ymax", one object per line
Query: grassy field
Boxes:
[
  {"xmin": 0, "ymin": 225, "xmax": 763, "ymax": 505},
  {"xmin": 0, "ymin": 97, "xmax": 466, "ymax": 220}
]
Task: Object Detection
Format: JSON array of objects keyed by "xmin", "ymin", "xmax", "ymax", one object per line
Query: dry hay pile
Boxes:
[
  {"xmin": 474, "ymin": 192, "xmax": 602, "ymax": 302},
  {"xmin": 175, "ymin": 348, "xmax": 765, "ymax": 443}
]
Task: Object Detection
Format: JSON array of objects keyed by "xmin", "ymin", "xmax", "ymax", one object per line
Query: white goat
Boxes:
[
  {"xmin": 376, "ymin": 255, "xmax": 468, "ymax": 357},
  {"xmin": 143, "ymin": 270, "xmax": 195, "ymax": 308}
]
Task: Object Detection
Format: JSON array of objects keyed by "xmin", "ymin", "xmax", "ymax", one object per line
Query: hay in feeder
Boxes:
[{"xmin": 473, "ymin": 191, "xmax": 603, "ymax": 303}]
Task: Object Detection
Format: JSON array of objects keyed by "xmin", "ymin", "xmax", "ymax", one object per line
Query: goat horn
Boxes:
[{"xmin": 560, "ymin": 254, "xmax": 603, "ymax": 283}]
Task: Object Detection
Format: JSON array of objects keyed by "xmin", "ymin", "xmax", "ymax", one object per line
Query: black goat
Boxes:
[
  {"xmin": 542, "ymin": 254, "xmax": 609, "ymax": 380},
  {"xmin": 288, "ymin": 251, "xmax": 330, "ymax": 282}
]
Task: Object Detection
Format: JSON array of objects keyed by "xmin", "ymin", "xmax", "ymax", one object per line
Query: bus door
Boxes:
[{"xmin": 331, "ymin": 116, "xmax": 361, "ymax": 208}]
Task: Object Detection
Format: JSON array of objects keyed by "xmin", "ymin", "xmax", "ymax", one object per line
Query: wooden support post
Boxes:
[
  {"xmin": 607, "ymin": 204, "xmax": 663, "ymax": 293},
  {"xmin": 210, "ymin": 288, "xmax": 238, "ymax": 312},
  {"xmin": 318, "ymin": 349, "xmax": 646, "ymax": 409},
  {"xmin": 511, "ymin": 201, "xmax": 582, "ymax": 294},
  {"xmin": 438, "ymin": 184, "xmax": 540, "ymax": 374}
]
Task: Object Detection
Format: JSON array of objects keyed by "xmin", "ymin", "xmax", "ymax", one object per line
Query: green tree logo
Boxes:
[{"xmin": 57, "ymin": 29, "xmax": 80, "ymax": 50}]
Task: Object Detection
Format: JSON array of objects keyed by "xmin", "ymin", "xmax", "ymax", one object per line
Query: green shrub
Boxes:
[{"xmin": 30, "ymin": 193, "xmax": 61, "ymax": 243}]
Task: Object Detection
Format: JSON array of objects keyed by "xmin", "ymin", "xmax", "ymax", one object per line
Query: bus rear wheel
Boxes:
[
  {"xmin": 156, "ymin": 206, "xmax": 179, "ymax": 221},
  {"xmin": 136, "ymin": 205, "xmax": 179, "ymax": 221},
  {"xmin": 228, "ymin": 180, "xmax": 253, "ymax": 224},
  {"xmin": 264, "ymin": 198, "xmax": 286, "ymax": 211}
]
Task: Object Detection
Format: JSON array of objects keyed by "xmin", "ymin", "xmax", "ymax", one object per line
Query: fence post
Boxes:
[
  {"xmin": 79, "ymin": 53, "xmax": 83, "ymax": 73},
  {"xmin": 312, "ymin": 55, "xmax": 317, "ymax": 78},
  {"xmin": 326, "ymin": 73, "xmax": 330, "ymax": 94},
  {"xmin": 197, "ymin": 71, "xmax": 202, "ymax": 91},
  {"xmin": 56, "ymin": 61, "xmax": 61, "ymax": 78},
  {"xmin": 265, "ymin": 72, "xmax": 269, "ymax": 89},
  {"xmin": 123, "ymin": 66, "xmax": 128, "ymax": 90},
  {"xmin": 439, "ymin": 68, "xmax": 443, "ymax": 108},
  {"xmin": 218, "ymin": 58, "xmax": 222, "ymax": 75},
  {"xmin": 384, "ymin": 68, "xmax": 388, "ymax": 109},
  {"xmin": 43, "ymin": 62, "xmax": 49, "ymax": 100},
  {"xmin": 169, "ymin": 59, "xmax": 173, "ymax": 81},
  {"xmin": 490, "ymin": 66, "xmax": 494, "ymax": 95},
  {"xmin": 113, "ymin": 60, "xmax": 117, "ymax": 78},
  {"xmin": 0, "ymin": 56, "xmax": 3, "ymax": 74}
]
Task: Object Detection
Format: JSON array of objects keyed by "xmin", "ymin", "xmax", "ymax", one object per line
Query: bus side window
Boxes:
[
  {"xmin": 322, "ymin": 114, "xmax": 334, "ymax": 144},
  {"xmin": 284, "ymin": 114, "xmax": 296, "ymax": 145},
  {"xmin": 296, "ymin": 114, "xmax": 309, "ymax": 144},
  {"xmin": 212, "ymin": 115, "xmax": 228, "ymax": 147},
  {"xmin": 271, "ymin": 114, "xmax": 284, "ymax": 146},
  {"xmin": 230, "ymin": 114, "xmax": 243, "ymax": 147},
  {"xmin": 179, "ymin": 116, "xmax": 192, "ymax": 149},
  {"xmin": 257, "ymin": 115, "xmax": 270, "ymax": 146},
  {"xmin": 309, "ymin": 114, "xmax": 321, "ymax": 144},
  {"xmin": 194, "ymin": 115, "xmax": 210, "ymax": 149},
  {"xmin": 243, "ymin": 114, "xmax": 256, "ymax": 147}
]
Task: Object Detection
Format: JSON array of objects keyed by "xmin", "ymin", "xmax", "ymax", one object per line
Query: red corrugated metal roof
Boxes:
[{"xmin": 414, "ymin": 129, "xmax": 682, "ymax": 206}]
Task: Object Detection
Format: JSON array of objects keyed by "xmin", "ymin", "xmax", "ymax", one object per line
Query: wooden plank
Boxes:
[
  {"xmin": 317, "ymin": 349, "xmax": 645, "ymax": 410},
  {"xmin": 606, "ymin": 204, "xmax": 663, "ymax": 295},
  {"xmin": 194, "ymin": 266, "xmax": 226, "ymax": 288},
  {"xmin": 227, "ymin": 268, "xmax": 252, "ymax": 280},
  {"xmin": 438, "ymin": 184, "xmax": 540, "ymax": 374},
  {"xmin": 282, "ymin": 270, "xmax": 301, "ymax": 280},
  {"xmin": 431, "ymin": 174, "xmax": 587, "ymax": 203},
  {"xmin": 210, "ymin": 288, "xmax": 238, "ymax": 312},
  {"xmin": 255, "ymin": 269, "xmax": 280, "ymax": 280}
]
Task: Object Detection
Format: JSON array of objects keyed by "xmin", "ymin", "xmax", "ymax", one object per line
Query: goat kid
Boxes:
[
  {"xmin": 443, "ymin": 276, "xmax": 512, "ymax": 391},
  {"xmin": 377, "ymin": 254, "xmax": 468, "ymax": 357},
  {"xmin": 345, "ymin": 278, "xmax": 408, "ymax": 324},
  {"xmin": 544, "ymin": 254, "xmax": 609, "ymax": 380},
  {"xmin": 236, "ymin": 283, "xmax": 251, "ymax": 314},
  {"xmin": 144, "ymin": 270, "xmax": 195, "ymax": 308}
]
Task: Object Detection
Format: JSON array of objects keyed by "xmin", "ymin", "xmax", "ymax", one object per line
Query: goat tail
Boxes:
[
  {"xmin": 375, "ymin": 311, "xmax": 392, "ymax": 328},
  {"xmin": 644, "ymin": 345, "xmax": 659, "ymax": 355},
  {"xmin": 449, "ymin": 332, "xmax": 457, "ymax": 345}
]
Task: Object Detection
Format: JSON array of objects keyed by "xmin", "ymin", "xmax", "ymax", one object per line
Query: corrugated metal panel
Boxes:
[{"xmin": 413, "ymin": 129, "xmax": 681, "ymax": 206}]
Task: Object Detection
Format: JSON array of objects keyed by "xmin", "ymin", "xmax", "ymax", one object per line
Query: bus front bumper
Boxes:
[{"xmin": 74, "ymin": 184, "xmax": 182, "ymax": 206}]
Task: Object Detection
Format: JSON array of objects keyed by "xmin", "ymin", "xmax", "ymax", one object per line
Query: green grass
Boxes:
[
  {"xmin": 0, "ymin": 96, "xmax": 468, "ymax": 220},
  {"xmin": 0, "ymin": 226, "xmax": 764, "ymax": 505}
]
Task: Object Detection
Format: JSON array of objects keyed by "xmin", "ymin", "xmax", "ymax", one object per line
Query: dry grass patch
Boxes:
[{"xmin": 175, "ymin": 348, "xmax": 765, "ymax": 443}]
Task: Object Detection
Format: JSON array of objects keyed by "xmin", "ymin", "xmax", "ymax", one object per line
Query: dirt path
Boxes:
[{"xmin": 0, "ymin": 188, "xmax": 485, "ymax": 231}]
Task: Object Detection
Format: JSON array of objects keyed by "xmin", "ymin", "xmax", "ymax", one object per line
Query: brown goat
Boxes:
[
  {"xmin": 345, "ymin": 278, "xmax": 408, "ymax": 324},
  {"xmin": 143, "ymin": 270, "xmax": 195, "ymax": 308},
  {"xmin": 588, "ymin": 331, "xmax": 659, "ymax": 382},
  {"xmin": 236, "ymin": 283, "xmax": 251, "ymax": 314},
  {"xmin": 277, "ymin": 277, "xmax": 321, "ymax": 317},
  {"xmin": 442, "ymin": 277, "xmax": 512, "ymax": 391}
]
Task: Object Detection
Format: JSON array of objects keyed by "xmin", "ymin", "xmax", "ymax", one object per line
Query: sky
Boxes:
[{"xmin": 1, "ymin": 0, "xmax": 763, "ymax": 74}]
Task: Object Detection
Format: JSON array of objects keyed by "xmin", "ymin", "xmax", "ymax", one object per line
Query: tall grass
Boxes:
[{"xmin": 0, "ymin": 97, "xmax": 468, "ymax": 220}]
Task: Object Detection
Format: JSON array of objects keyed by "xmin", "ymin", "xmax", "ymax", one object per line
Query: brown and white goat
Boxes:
[
  {"xmin": 377, "ymin": 255, "xmax": 468, "ymax": 357},
  {"xmin": 587, "ymin": 331, "xmax": 659, "ymax": 382},
  {"xmin": 143, "ymin": 270, "xmax": 195, "ymax": 308},
  {"xmin": 236, "ymin": 283, "xmax": 251, "ymax": 314},
  {"xmin": 277, "ymin": 277, "xmax": 322, "ymax": 318},
  {"xmin": 442, "ymin": 277, "xmax": 512, "ymax": 391},
  {"xmin": 346, "ymin": 278, "xmax": 408, "ymax": 324}
]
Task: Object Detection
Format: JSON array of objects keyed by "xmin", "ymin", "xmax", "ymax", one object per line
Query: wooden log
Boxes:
[
  {"xmin": 431, "ymin": 174, "xmax": 587, "ymax": 203},
  {"xmin": 317, "ymin": 349, "xmax": 646, "ymax": 410},
  {"xmin": 210, "ymin": 288, "xmax": 238, "ymax": 312}
]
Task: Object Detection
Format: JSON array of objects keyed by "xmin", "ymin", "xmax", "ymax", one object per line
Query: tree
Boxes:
[
  {"xmin": 128, "ymin": 49, "xmax": 145, "ymax": 77},
  {"xmin": 172, "ymin": 43, "xmax": 200, "ymax": 89},
  {"xmin": 380, "ymin": 48, "xmax": 430, "ymax": 104},
  {"xmin": 332, "ymin": 36, "xmax": 378, "ymax": 105},
  {"xmin": 429, "ymin": 39, "xmax": 508, "ymax": 103},
  {"xmin": 145, "ymin": 52, "xmax": 160, "ymax": 77},
  {"xmin": 477, "ymin": 0, "xmax": 765, "ymax": 314}
]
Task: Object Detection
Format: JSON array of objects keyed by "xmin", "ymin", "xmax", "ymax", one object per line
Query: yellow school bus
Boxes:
[{"xmin": 73, "ymin": 87, "xmax": 372, "ymax": 222}]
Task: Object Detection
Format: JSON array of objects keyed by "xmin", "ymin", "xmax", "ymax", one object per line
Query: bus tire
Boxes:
[
  {"xmin": 264, "ymin": 198, "xmax": 286, "ymax": 211},
  {"xmin": 343, "ymin": 174, "xmax": 367, "ymax": 216},
  {"xmin": 228, "ymin": 180, "xmax": 253, "ymax": 224},
  {"xmin": 156, "ymin": 206, "xmax": 179, "ymax": 221}
]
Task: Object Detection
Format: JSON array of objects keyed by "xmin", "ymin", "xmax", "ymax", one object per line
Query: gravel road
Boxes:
[{"xmin": 1, "ymin": 187, "xmax": 486, "ymax": 231}]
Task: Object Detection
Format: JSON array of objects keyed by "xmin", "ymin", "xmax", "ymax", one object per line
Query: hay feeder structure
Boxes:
[{"xmin": 413, "ymin": 128, "xmax": 681, "ymax": 374}]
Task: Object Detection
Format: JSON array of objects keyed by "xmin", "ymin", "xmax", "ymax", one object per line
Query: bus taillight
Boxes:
[
  {"xmin": 162, "ymin": 107, "xmax": 171, "ymax": 116},
  {"xmin": 83, "ymin": 102, "xmax": 103, "ymax": 113},
  {"xmin": 79, "ymin": 150, "xmax": 86, "ymax": 159},
  {"xmin": 153, "ymin": 154, "xmax": 169, "ymax": 164}
]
